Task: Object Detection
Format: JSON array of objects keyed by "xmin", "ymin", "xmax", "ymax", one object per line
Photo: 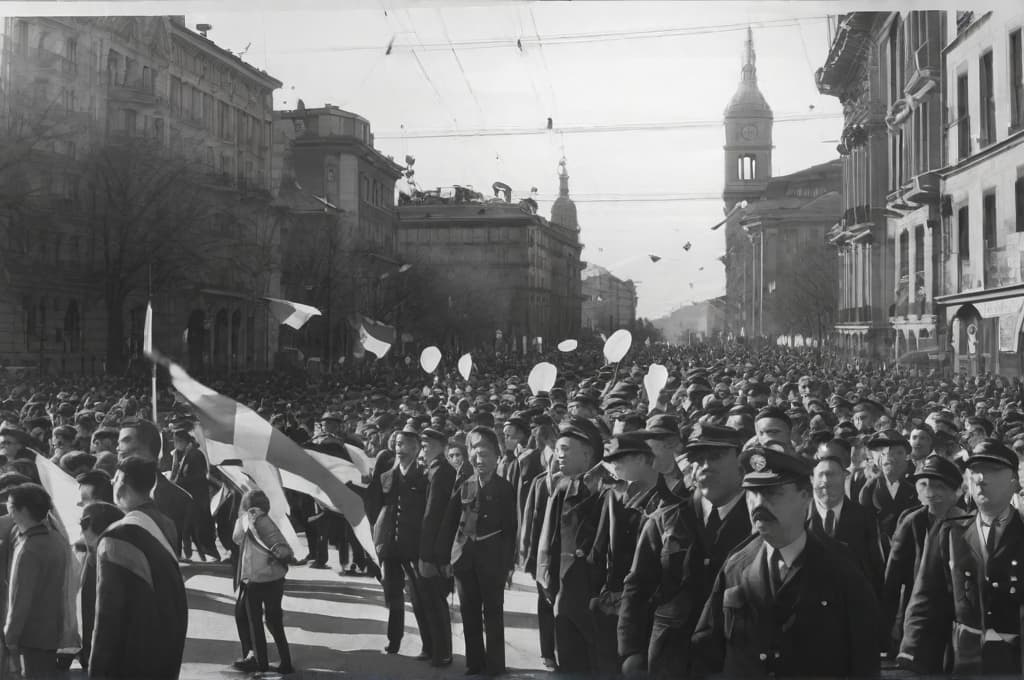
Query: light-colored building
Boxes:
[
  {"xmin": 581, "ymin": 263, "xmax": 637, "ymax": 334},
  {"xmin": 817, "ymin": 13, "xmax": 898, "ymax": 359},
  {"xmin": 0, "ymin": 16, "xmax": 282, "ymax": 375},
  {"xmin": 396, "ymin": 160, "xmax": 583, "ymax": 353},
  {"xmin": 652, "ymin": 298, "xmax": 728, "ymax": 344},
  {"xmin": 935, "ymin": 9, "xmax": 1024, "ymax": 377},
  {"xmin": 273, "ymin": 103, "xmax": 404, "ymax": 363}
]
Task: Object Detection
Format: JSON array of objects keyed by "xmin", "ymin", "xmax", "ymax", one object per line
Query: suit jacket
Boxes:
[
  {"xmin": 0, "ymin": 515, "xmax": 17, "ymax": 634},
  {"xmin": 691, "ymin": 532, "xmax": 881, "ymax": 678},
  {"xmin": 364, "ymin": 449, "xmax": 396, "ymax": 524},
  {"xmin": 171, "ymin": 445, "xmax": 209, "ymax": 502},
  {"xmin": 589, "ymin": 475, "xmax": 679, "ymax": 598},
  {"xmin": 536, "ymin": 472, "xmax": 607, "ymax": 625},
  {"xmin": 900, "ymin": 510, "xmax": 1024, "ymax": 675},
  {"xmin": 513, "ymin": 448, "xmax": 542, "ymax": 516},
  {"xmin": 882, "ymin": 506, "xmax": 939, "ymax": 651},
  {"xmin": 519, "ymin": 471, "xmax": 559, "ymax": 577},
  {"xmin": 90, "ymin": 508, "xmax": 187, "ymax": 680},
  {"xmin": 420, "ymin": 454, "xmax": 457, "ymax": 565},
  {"xmin": 859, "ymin": 476, "xmax": 920, "ymax": 554},
  {"xmin": 4, "ymin": 522, "xmax": 68, "ymax": 651},
  {"xmin": 440, "ymin": 474, "xmax": 517, "ymax": 578},
  {"xmin": 807, "ymin": 500, "xmax": 885, "ymax": 596},
  {"xmin": 372, "ymin": 460, "xmax": 427, "ymax": 563}
]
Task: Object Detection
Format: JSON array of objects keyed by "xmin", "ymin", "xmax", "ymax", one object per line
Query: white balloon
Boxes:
[
  {"xmin": 603, "ymin": 329, "xmax": 633, "ymax": 363},
  {"xmin": 457, "ymin": 353, "xmax": 473, "ymax": 381},
  {"xmin": 557, "ymin": 339, "xmax": 578, "ymax": 352},
  {"xmin": 420, "ymin": 346, "xmax": 442, "ymax": 373},
  {"xmin": 527, "ymin": 362, "xmax": 558, "ymax": 395},
  {"xmin": 643, "ymin": 364, "xmax": 669, "ymax": 414}
]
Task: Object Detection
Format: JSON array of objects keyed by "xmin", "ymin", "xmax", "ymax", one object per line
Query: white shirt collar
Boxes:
[
  {"xmin": 398, "ymin": 459, "xmax": 413, "ymax": 476},
  {"xmin": 814, "ymin": 497, "xmax": 844, "ymax": 524},
  {"xmin": 701, "ymin": 491, "xmax": 744, "ymax": 523},
  {"xmin": 766, "ymin": 530, "xmax": 807, "ymax": 568}
]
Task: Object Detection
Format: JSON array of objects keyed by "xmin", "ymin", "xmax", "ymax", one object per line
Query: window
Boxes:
[
  {"xmin": 123, "ymin": 108, "xmax": 136, "ymax": 134},
  {"xmin": 899, "ymin": 231, "xmax": 910, "ymax": 280},
  {"xmin": 170, "ymin": 77, "xmax": 181, "ymax": 116},
  {"xmin": 15, "ymin": 21, "xmax": 28, "ymax": 56},
  {"xmin": 956, "ymin": 72, "xmax": 970, "ymax": 160},
  {"xmin": 982, "ymin": 191, "xmax": 996, "ymax": 248},
  {"xmin": 1015, "ymin": 173, "xmax": 1024, "ymax": 232},
  {"xmin": 737, "ymin": 154, "xmax": 757, "ymax": 181},
  {"xmin": 1012, "ymin": 30, "xmax": 1024, "ymax": 129},
  {"xmin": 958, "ymin": 205, "xmax": 970, "ymax": 258},
  {"xmin": 980, "ymin": 50, "xmax": 995, "ymax": 146},
  {"xmin": 64, "ymin": 38, "xmax": 77, "ymax": 73}
]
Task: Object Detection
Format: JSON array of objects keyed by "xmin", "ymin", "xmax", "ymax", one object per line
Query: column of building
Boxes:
[{"xmin": 908, "ymin": 226, "xmax": 917, "ymax": 313}]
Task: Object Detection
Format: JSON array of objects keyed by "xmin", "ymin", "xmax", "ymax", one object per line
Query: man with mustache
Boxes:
[
  {"xmin": 859, "ymin": 429, "xmax": 920, "ymax": 557},
  {"xmin": 691, "ymin": 443, "xmax": 881, "ymax": 678}
]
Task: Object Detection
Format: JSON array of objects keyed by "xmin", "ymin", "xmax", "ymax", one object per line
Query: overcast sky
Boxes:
[{"xmin": 7, "ymin": 1, "xmax": 1002, "ymax": 318}]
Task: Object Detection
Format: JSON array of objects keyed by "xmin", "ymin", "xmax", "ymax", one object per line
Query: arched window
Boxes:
[{"xmin": 737, "ymin": 155, "xmax": 758, "ymax": 181}]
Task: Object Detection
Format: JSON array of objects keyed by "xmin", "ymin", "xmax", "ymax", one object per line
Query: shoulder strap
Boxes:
[{"xmin": 110, "ymin": 510, "xmax": 176, "ymax": 561}]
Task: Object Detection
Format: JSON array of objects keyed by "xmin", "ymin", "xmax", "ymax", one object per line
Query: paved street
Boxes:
[{"xmin": 179, "ymin": 559, "xmax": 549, "ymax": 680}]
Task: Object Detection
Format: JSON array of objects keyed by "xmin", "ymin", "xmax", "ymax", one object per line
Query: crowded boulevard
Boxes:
[{"xmin": 0, "ymin": 336, "xmax": 1022, "ymax": 678}]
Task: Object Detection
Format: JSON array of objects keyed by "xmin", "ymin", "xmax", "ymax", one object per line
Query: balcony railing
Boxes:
[{"xmin": 107, "ymin": 78, "xmax": 158, "ymax": 105}]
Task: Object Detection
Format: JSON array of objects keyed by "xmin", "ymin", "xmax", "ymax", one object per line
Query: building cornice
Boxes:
[
  {"xmin": 169, "ymin": 22, "xmax": 282, "ymax": 91},
  {"xmin": 938, "ymin": 129, "xmax": 1024, "ymax": 178}
]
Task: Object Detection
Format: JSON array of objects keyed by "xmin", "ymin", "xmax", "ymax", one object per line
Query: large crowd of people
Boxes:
[{"xmin": 0, "ymin": 338, "xmax": 1022, "ymax": 678}]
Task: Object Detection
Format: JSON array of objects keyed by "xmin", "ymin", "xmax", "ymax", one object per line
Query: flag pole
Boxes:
[{"xmin": 147, "ymin": 264, "xmax": 157, "ymax": 424}]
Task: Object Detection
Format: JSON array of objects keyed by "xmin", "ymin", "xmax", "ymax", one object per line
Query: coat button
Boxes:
[
  {"xmin": 993, "ymin": 582, "xmax": 999, "ymax": 588},
  {"xmin": 759, "ymin": 653, "xmax": 768, "ymax": 662},
  {"xmin": 821, "ymin": 600, "xmax": 828, "ymax": 606},
  {"xmin": 1012, "ymin": 587, "xmax": 1017, "ymax": 594},
  {"xmin": 965, "ymin": 571, "xmax": 972, "ymax": 577}
]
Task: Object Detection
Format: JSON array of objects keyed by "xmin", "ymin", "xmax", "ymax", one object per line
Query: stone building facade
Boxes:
[
  {"xmin": 581, "ymin": 264, "xmax": 637, "ymax": 335},
  {"xmin": 0, "ymin": 16, "xmax": 282, "ymax": 375}
]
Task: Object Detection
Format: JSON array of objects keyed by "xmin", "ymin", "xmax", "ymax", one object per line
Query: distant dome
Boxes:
[{"xmin": 550, "ymin": 158, "xmax": 578, "ymax": 230}]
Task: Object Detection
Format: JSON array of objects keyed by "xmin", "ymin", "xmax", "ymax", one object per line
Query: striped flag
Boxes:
[
  {"xmin": 152, "ymin": 351, "xmax": 378, "ymax": 566},
  {"xmin": 356, "ymin": 316, "xmax": 395, "ymax": 359},
  {"xmin": 265, "ymin": 297, "xmax": 322, "ymax": 330}
]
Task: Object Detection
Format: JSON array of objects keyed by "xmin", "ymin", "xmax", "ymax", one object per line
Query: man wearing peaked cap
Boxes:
[
  {"xmin": 900, "ymin": 439, "xmax": 1024, "ymax": 676},
  {"xmin": 589, "ymin": 433, "xmax": 679, "ymax": 673},
  {"xmin": 852, "ymin": 399, "xmax": 885, "ymax": 434},
  {"xmin": 568, "ymin": 390, "xmax": 600, "ymax": 420},
  {"xmin": 861, "ymin": 429, "xmax": 919, "ymax": 557},
  {"xmin": 635, "ymin": 414, "xmax": 688, "ymax": 497},
  {"xmin": 535, "ymin": 416, "xmax": 607, "ymax": 674},
  {"xmin": 753, "ymin": 406, "xmax": 792, "ymax": 451},
  {"xmin": 692, "ymin": 443, "xmax": 881, "ymax": 678},
  {"xmin": 883, "ymin": 454, "xmax": 964, "ymax": 658}
]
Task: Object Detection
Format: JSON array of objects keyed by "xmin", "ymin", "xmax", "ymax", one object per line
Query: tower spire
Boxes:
[
  {"xmin": 742, "ymin": 26, "xmax": 757, "ymax": 82},
  {"xmin": 558, "ymin": 157, "xmax": 570, "ymax": 198}
]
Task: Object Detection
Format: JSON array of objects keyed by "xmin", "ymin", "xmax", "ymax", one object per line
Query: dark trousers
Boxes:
[
  {"xmin": 554, "ymin": 613, "xmax": 596, "ymax": 674},
  {"xmin": 648, "ymin": 618, "xmax": 691, "ymax": 679},
  {"xmin": 592, "ymin": 608, "xmax": 621, "ymax": 673},
  {"xmin": 382, "ymin": 559, "xmax": 430, "ymax": 651},
  {"xmin": 235, "ymin": 578, "xmax": 292, "ymax": 670},
  {"xmin": 536, "ymin": 584, "xmax": 555, "ymax": 661},
  {"xmin": 182, "ymin": 490, "xmax": 219, "ymax": 560},
  {"xmin": 418, "ymin": 573, "xmax": 452, "ymax": 663},
  {"xmin": 215, "ymin": 492, "xmax": 240, "ymax": 561},
  {"xmin": 19, "ymin": 648, "xmax": 56, "ymax": 679},
  {"xmin": 455, "ymin": 567, "xmax": 506, "ymax": 675}
]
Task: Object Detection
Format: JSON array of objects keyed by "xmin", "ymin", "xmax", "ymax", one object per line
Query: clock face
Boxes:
[{"xmin": 741, "ymin": 124, "xmax": 757, "ymax": 140}]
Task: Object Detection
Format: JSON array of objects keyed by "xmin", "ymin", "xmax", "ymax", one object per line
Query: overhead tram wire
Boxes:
[
  {"xmin": 273, "ymin": 16, "xmax": 826, "ymax": 54},
  {"xmin": 437, "ymin": 7, "xmax": 486, "ymax": 122},
  {"xmin": 375, "ymin": 111, "xmax": 842, "ymax": 140},
  {"xmin": 527, "ymin": 6, "xmax": 560, "ymax": 127}
]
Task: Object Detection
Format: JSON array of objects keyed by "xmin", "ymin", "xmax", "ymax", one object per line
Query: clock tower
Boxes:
[{"xmin": 722, "ymin": 27, "xmax": 773, "ymax": 212}]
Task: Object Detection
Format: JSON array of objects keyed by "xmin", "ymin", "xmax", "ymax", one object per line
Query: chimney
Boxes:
[{"xmin": 196, "ymin": 23, "xmax": 212, "ymax": 38}]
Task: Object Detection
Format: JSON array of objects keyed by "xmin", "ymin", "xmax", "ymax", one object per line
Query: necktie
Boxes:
[
  {"xmin": 706, "ymin": 505, "xmax": 722, "ymax": 537},
  {"xmin": 769, "ymin": 552, "xmax": 785, "ymax": 595},
  {"xmin": 985, "ymin": 516, "xmax": 1000, "ymax": 556},
  {"xmin": 824, "ymin": 508, "xmax": 836, "ymax": 537}
]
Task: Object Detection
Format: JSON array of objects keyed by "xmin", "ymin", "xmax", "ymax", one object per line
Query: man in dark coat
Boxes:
[
  {"xmin": 808, "ymin": 439, "xmax": 885, "ymax": 595},
  {"xmin": 77, "ymin": 502, "xmax": 125, "ymax": 671},
  {"xmin": 91, "ymin": 457, "xmax": 187, "ymax": 679},
  {"xmin": 439, "ymin": 426, "xmax": 518, "ymax": 677},
  {"xmin": 369, "ymin": 425, "xmax": 430, "ymax": 656},
  {"xmin": 899, "ymin": 440, "xmax": 1024, "ymax": 676},
  {"xmin": 859, "ymin": 429, "xmax": 920, "ymax": 557},
  {"xmin": 619, "ymin": 424, "xmax": 748, "ymax": 677},
  {"xmin": 536, "ymin": 418, "xmax": 607, "ymax": 674},
  {"xmin": 882, "ymin": 454, "xmax": 961, "ymax": 659},
  {"xmin": 637, "ymin": 414, "xmax": 690, "ymax": 497},
  {"xmin": 116, "ymin": 419, "xmax": 189, "ymax": 558},
  {"xmin": 519, "ymin": 452, "xmax": 560, "ymax": 668},
  {"xmin": 415, "ymin": 428, "xmax": 456, "ymax": 667},
  {"xmin": 169, "ymin": 427, "xmax": 219, "ymax": 561},
  {"xmin": 692, "ymin": 444, "xmax": 881, "ymax": 678}
]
